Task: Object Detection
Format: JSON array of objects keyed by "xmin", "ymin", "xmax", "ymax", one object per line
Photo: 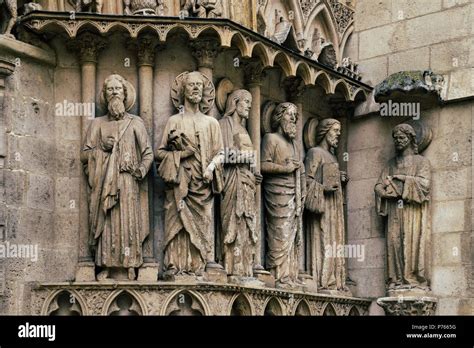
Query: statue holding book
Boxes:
[
  {"xmin": 374, "ymin": 123, "xmax": 432, "ymax": 292},
  {"xmin": 304, "ymin": 118, "xmax": 349, "ymax": 292}
]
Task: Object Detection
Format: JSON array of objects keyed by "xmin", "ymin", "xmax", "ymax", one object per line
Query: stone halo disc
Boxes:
[
  {"xmin": 216, "ymin": 78, "xmax": 235, "ymax": 114},
  {"xmin": 401, "ymin": 119, "xmax": 433, "ymax": 153},
  {"xmin": 261, "ymin": 100, "xmax": 277, "ymax": 135},
  {"xmin": 99, "ymin": 78, "xmax": 137, "ymax": 112},
  {"xmin": 303, "ymin": 117, "xmax": 320, "ymax": 150},
  {"xmin": 171, "ymin": 71, "xmax": 216, "ymax": 115}
]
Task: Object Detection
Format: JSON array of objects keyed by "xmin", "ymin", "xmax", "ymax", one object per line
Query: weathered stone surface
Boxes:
[
  {"xmin": 432, "ymin": 200, "xmax": 466, "ymax": 233},
  {"xmin": 431, "ymin": 266, "xmax": 468, "ymax": 296},
  {"xmin": 388, "ymin": 47, "xmax": 430, "ymax": 75},
  {"xmin": 391, "ymin": 0, "xmax": 442, "ymax": 22},
  {"xmin": 26, "ymin": 174, "xmax": 54, "ymax": 211},
  {"xmin": 354, "ymin": 0, "xmax": 392, "ymax": 32}
]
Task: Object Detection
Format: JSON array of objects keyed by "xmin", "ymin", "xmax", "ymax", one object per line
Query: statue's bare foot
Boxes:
[
  {"xmin": 3, "ymin": 34, "xmax": 15, "ymax": 40},
  {"xmin": 128, "ymin": 268, "xmax": 136, "ymax": 280},
  {"xmin": 97, "ymin": 269, "xmax": 109, "ymax": 281}
]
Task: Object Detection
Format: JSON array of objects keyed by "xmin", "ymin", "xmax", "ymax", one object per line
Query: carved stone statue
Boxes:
[
  {"xmin": 375, "ymin": 123, "xmax": 432, "ymax": 292},
  {"xmin": 219, "ymin": 89, "xmax": 262, "ymax": 279},
  {"xmin": 304, "ymin": 118, "xmax": 349, "ymax": 292},
  {"xmin": 261, "ymin": 102, "xmax": 305, "ymax": 289},
  {"xmin": 180, "ymin": 0, "xmax": 222, "ymax": 18},
  {"xmin": 0, "ymin": 0, "xmax": 17, "ymax": 38},
  {"xmin": 81, "ymin": 74, "xmax": 153, "ymax": 281},
  {"xmin": 123, "ymin": 0, "xmax": 164, "ymax": 15},
  {"xmin": 68, "ymin": 0, "xmax": 103, "ymax": 14},
  {"xmin": 318, "ymin": 42, "xmax": 337, "ymax": 69},
  {"xmin": 156, "ymin": 71, "xmax": 224, "ymax": 278}
]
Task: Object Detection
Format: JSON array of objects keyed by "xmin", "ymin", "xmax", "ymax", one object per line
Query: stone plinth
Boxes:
[
  {"xmin": 377, "ymin": 296, "xmax": 438, "ymax": 316},
  {"xmin": 32, "ymin": 282, "xmax": 371, "ymax": 316}
]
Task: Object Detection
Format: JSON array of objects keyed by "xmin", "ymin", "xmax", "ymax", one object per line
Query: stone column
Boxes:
[
  {"xmin": 189, "ymin": 37, "xmax": 220, "ymax": 81},
  {"xmin": 0, "ymin": 59, "xmax": 15, "ymax": 295},
  {"xmin": 243, "ymin": 60, "xmax": 263, "ymax": 264},
  {"xmin": 284, "ymin": 77, "xmax": 311, "ymax": 283},
  {"xmin": 68, "ymin": 32, "xmax": 107, "ymax": 281},
  {"xmin": 129, "ymin": 34, "xmax": 161, "ymax": 281}
]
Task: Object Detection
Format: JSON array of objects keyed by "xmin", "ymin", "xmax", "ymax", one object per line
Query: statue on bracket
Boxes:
[
  {"xmin": 156, "ymin": 71, "xmax": 224, "ymax": 280},
  {"xmin": 219, "ymin": 88, "xmax": 262, "ymax": 283},
  {"xmin": 261, "ymin": 102, "xmax": 306, "ymax": 289},
  {"xmin": 180, "ymin": 0, "xmax": 223, "ymax": 18},
  {"xmin": 304, "ymin": 118, "xmax": 350, "ymax": 293},
  {"xmin": 0, "ymin": 0, "xmax": 17, "ymax": 38},
  {"xmin": 68, "ymin": 0, "xmax": 103, "ymax": 14},
  {"xmin": 81, "ymin": 74, "xmax": 154, "ymax": 281},
  {"xmin": 374, "ymin": 123, "xmax": 432, "ymax": 294}
]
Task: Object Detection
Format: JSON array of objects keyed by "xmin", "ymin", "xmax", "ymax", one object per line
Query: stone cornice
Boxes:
[
  {"xmin": 0, "ymin": 35, "xmax": 56, "ymax": 67},
  {"xmin": 33, "ymin": 281, "xmax": 372, "ymax": 305},
  {"xmin": 19, "ymin": 12, "xmax": 372, "ymax": 102}
]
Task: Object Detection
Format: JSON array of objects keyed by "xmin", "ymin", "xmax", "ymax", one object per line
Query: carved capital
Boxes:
[
  {"xmin": 67, "ymin": 32, "xmax": 107, "ymax": 64},
  {"xmin": 189, "ymin": 37, "xmax": 221, "ymax": 70},
  {"xmin": 243, "ymin": 60, "xmax": 264, "ymax": 86},
  {"xmin": 0, "ymin": 59, "xmax": 15, "ymax": 87},
  {"xmin": 128, "ymin": 34, "xmax": 162, "ymax": 67},
  {"xmin": 377, "ymin": 297, "xmax": 438, "ymax": 316}
]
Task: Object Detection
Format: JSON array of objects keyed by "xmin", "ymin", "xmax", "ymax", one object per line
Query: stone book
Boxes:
[{"xmin": 322, "ymin": 162, "xmax": 340, "ymax": 189}]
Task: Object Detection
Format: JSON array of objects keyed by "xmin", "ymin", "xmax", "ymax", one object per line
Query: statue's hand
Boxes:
[
  {"xmin": 203, "ymin": 168, "xmax": 213, "ymax": 184},
  {"xmin": 340, "ymin": 170, "xmax": 349, "ymax": 183},
  {"xmin": 323, "ymin": 184, "xmax": 338, "ymax": 193},
  {"xmin": 285, "ymin": 159, "xmax": 300, "ymax": 173},
  {"xmin": 103, "ymin": 136, "xmax": 115, "ymax": 152},
  {"xmin": 180, "ymin": 148, "xmax": 194, "ymax": 159},
  {"xmin": 254, "ymin": 172, "xmax": 263, "ymax": 185},
  {"xmin": 392, "ymin": 174, "xmax": 406, "ymax": 182}
]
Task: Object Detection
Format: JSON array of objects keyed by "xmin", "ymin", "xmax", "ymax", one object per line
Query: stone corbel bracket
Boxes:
[{"xmin": 19, "ymin": 11, "xmax": 372, "ymax": 103}]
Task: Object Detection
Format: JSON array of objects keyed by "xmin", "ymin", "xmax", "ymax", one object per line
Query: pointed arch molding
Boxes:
[{"xmin": 20, "ymin": 12, "xmax": 371, "ymax": 100}]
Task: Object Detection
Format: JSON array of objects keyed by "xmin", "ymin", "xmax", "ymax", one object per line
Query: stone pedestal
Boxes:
[
  {"xmin": 137, "ymin": 263, "xmax": 159, "ymax": 282},
  {"xmin": 377, "ymin": 293, "xmax": 438, "ymax": 316},
  {"xmin": 75, "ymin": 261, "xmax": 96, "ymax": 282}
]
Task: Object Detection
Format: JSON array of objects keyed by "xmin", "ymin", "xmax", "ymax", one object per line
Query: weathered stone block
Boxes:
[
  {"xmin": 391, "ymin": 0, "xmax": 442, "ymax": 22},
  {"xmin": 347, "ymin": 237, "xmax": 386, "ymax": 270},
  {"xmin": 432, "ymin": 232, "xmax": 463, "ymax": 266},
  {"xmin": 359, "ymin": 55, "xmax": 389, "ymax": 87},
  {"xmin": 355, "ymin": 0, "xmax": 392, "ymax": 31},
  {"xmin": 347, "ymin": 178, "xmax": 378, "ymax": 210},
  {"xmin": 446, "ymin": 68, "xmax": 474, "ymax": 100},
  {"xmin": 432, "ymin": 168, "xmax": 470, "ymax": 201},
  {"xmin": 26, "ymin": 174, "xmax": 54, "ymax": 211},
  {"xmin": 430, "ymin": 37, "xmax": 473, "ymax": 73},
  {"xmin": 4, "ymin": 170, "xmax": 27, "ymax": 206},
  {"xmin": 347, "ymin": 208, "xmax": 372, "ymax": 240},
  {"xmin": 55, "ymin": 177, "xmax": 80, "ymax": 212},
  {"xmin": 431, "ymin": 266, "xmax": 468, "ymax": 296},
  {"xmin": 359, "ymin": 24, "xmax": 397, "ymax": 60},
  {"xmin": 432, "ymin": 200, "xmax": 466, "ymax": 233},
  {"xmin": 349, "ymin": 268, "xmax": 386, "ymax": 298},
  {"xmin": 388, "ymin": 47, "xmax": 430, "ymax": 75}
]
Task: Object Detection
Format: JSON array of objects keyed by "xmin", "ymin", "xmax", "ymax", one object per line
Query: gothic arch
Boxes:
[
  {"xmin": 41, "ymin": 289, "xmax": 87, "ymax": 316},
  {"xmin": 161, "ymin": 289, "xmax": 210, "ymax": 316},
  {"xmin": 228, "ymin": 293, "xmax": 254, "ymax": 316},
  {"xmin": 102, "ymin": 289, "xmax": 147, "ymax": 316},
  {"xmin": 263, "ymin": 297, "xmax": 285, "ymax": 316}
]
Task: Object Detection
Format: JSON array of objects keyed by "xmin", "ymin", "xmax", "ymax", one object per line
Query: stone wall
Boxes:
[{"xmin": 348, "ymin": 0, "xmax": 473, "ymax": 314}]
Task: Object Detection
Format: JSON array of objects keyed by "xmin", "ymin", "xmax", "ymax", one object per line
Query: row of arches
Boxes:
[
  {"xmin": 23, "ymin": 15, "xmax": 369, "ymax": 102},
  {"xmin": 42, "ymin": 289, "xmax": 363, "ymax": 316}
]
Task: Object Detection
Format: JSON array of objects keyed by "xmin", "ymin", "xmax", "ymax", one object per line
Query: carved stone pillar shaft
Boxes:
[
  {"xmin": 244, "ymin": 60, "xmax": 264, "ymax": 270},
  {"xmin": 68, "ymin": 32, "xmax": 107, "ymax": 281},
  {"xmin": 0, "ymin": 60, "xmax": 15, "ymax": 286},
  {"xmin": 284, "ymin": 77, "xmax": 307, "ymax": 276}
]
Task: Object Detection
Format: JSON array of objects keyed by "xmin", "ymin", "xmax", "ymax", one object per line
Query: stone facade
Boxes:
[{"xmin": 0, "ymin": 0, "xmax": 471, "ymax": 316}]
